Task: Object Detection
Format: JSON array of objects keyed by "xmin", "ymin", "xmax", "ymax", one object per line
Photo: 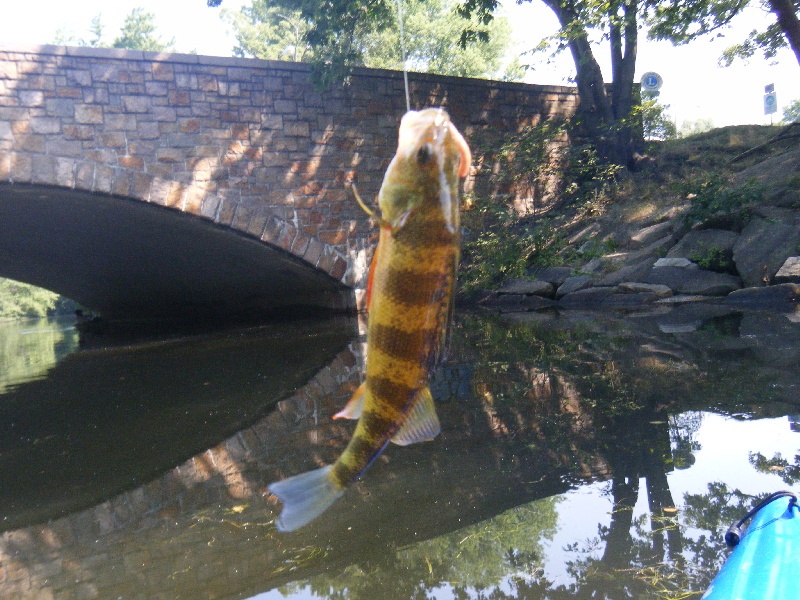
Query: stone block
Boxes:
[
  {"xmin": 18, "ymin": 90, "xmax": 43, "ymax": 106},
  {"xmin": 122, "ymin": 95, "xmax": 150, "ymax": 113},
  {"xmin": 497, "ymin": 278, "xmax": 556, "ymax": 298},
  {"xmin": 104, "ymin": 113, "xmax": 137, "ymax": 130},
  {"xmin": 653, "ymin": 257, "xmax": 697, "ymax": 269},
  {"xmin": 31, "ymin": 154, "xmax": 56, "ymax": 184},
  {"xmin": 733, "ymin": 208, "xmax": 800, "ymax": 287},
  {"xmin": 556, "ymin": 275, "xmax": 593, "ymax": 299},
  {"xmin": 724, "ymin": 284, "xmax": 800, "ymax": 312},
  {"xmin": 558, "ymin": 286, "xmax": 616, "ymax": 308},
  {"xmin": 29, "ymin": 117, "xmax": 61, "ymax": 134},
  {"xmin": 151, "ymin": 62, "xmax": 175, "ymax": 81},
  {"xmin": 775, "ymin": 257, "xmax": 800, "ymax": 284}
]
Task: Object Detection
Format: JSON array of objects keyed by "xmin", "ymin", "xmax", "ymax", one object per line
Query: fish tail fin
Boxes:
[{"xmin": 268, "ymin": 465, "xmax": 345, "ymax": 532}]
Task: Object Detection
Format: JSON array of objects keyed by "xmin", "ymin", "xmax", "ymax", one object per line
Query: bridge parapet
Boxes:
[{"xmin": 0, "ymin": 44, "xmax": 579, "ymax": 306}]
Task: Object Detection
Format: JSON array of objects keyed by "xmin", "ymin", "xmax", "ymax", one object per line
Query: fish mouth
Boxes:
[{"xmin": 398, "ymin": 108, "xmax": 471, "ymax": 179}]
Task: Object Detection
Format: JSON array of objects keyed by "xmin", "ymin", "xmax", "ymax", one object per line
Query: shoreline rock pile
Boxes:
[{"xmin": 481, "ymin": 207, "xmax": 800, "ymax": 314}]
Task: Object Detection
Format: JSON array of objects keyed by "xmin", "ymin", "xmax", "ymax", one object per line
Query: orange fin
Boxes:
[
  {"xmin": 333, "ymin": 381, "xmax": 365, "ymax": 420},
  {"xmin": 391, "ymin": 386, "xmax": 441, "ymax": 446}
]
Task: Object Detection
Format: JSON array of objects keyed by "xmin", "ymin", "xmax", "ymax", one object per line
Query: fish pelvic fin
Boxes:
[
  {"xmin": 333, "ymin": 381, "xmax": 365, "ymax": 420},
  {"xmin": 391, "ymin": 386, "xmax": 441, "ymax": 446},
  {"xmin": 268, "ymin": 465, "xmax": 345, "ymax": 532}
]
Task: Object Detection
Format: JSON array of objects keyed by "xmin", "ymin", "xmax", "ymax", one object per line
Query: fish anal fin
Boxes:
[
  {"xmin": 391, "ymin": 386, "xmax": 441, "ymax": 446},
  {"xmin": 268, "ymin": 465, "xmax": 345, "ymax": 532},
  {"xmin": 333, "ymin": 381, "xmax": 365, "ymax": 420}
]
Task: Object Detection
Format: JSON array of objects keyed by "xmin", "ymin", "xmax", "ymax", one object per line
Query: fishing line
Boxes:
[{"xmin": 395, "ymin": 0, "xmax": 411, "ymax": 112}]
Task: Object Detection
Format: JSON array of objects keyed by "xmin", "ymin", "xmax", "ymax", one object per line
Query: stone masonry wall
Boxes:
[{"xmin": 0, "ymin": 44, "xmax": 579, "ymax": 304}]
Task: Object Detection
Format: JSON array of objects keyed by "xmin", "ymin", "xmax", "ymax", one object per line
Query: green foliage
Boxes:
[
  {"xmin": 688, "ymin": 245, "xmax": 736, "ymax": 274},
  {"xmin": 679, "ymin": 118, "xmax": 715, "ymax": 138},
  {"xmin": 749, "ymin": 451, "xmax": 800, "ymax": 485},
  {"xmin": 223, "ymin": 3, "xmax": 312, "ymax": 61},
  {"xmin": 647, "ymin": 0, "xmax": 798, "ymax": 68},
  {"xmin": 0, "ymin": 318, "xmax": 79, "ymax": 394},
  {"xmin": 459, "ymin": 192, "xmax": 534, "ymax": 294},
  {"xmin": 223, "ymin": 0, "xmax": 518, "ymax": 81},
  {"xmin": 719, "ymin": 20, "xmax": 787, "ymax": 66},
  {"xmin": 637, "ymin": 97, "xmax": 677, "ymax": 141},
  {"xmin": 459, "ymin": 122, "xmax": 570, "ymax": 293},
  {"xmin": 52, "ymin": 9, "xmax": 174, "ymax": 52},
  {"xmin": 0, "ymin": 278, "xmax": 72, "ymax": 321},
  {"xmin": 782, "ymin": 98, "xmax": 800, "ymax": 124},
  {"xmin": 359, "ymin": 0, "xmax": 516, "ymax": 78},
  {"xmin": 113, "ymin": 8, "xmax": 175, "ymax": 52},
  {"xmin": 562, "ymin": 141, "xmax": 624, "ymax": 211},
  {"xmin": 681, "ymin": 173, "xmax": 763, "ymax": 226}
]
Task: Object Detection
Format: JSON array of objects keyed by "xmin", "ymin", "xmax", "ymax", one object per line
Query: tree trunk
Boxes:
[
  {"xmin": 609, "ymin": 0, "xmax": 640, "ymax": 165},
  {"xmin": 767, "ymin": 0, "xmax": 800, "ymax": 67},
  {"xmin": 542, "ymin": 0, "xmax": 641, "ymax": 167}
]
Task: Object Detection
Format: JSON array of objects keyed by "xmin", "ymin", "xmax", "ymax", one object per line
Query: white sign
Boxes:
[
  {"xmin": 764, "ymin": 91, "xmax": 778, "ymax": 115},
  {"xmin": 641, "ymin": 72, "xmax": 663, "ymax": 92}
]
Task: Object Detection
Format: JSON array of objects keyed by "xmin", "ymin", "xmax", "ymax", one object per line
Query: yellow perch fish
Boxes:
[{"xmin": 268, "ymin": 108, "xmax": 471, "ymax": 532}]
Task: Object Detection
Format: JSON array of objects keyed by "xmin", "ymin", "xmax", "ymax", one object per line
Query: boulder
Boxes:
[
  {"xmin": 723, "ymin": 283, "xmax": 800, "ymax": 311},
  {"xmin": 643, "ymin": 266, "xmax": 742, "ymax": 296},
  {"xmin": 630, "ymin": 221, "xmax": 673, "ymax": 247},
  {"xmin": 617, "ymin": 282, "xmax": 673, "ymax": 298},
  {"xmin": 556, "ymin": 275, "xmax": 594, "ymax": 299},
  {"xmin": 775, "ymin": 257, "xmax": 800, "ymax": 283},
  {"xmin": 738, "ymin": 311, "xmax": 800, "ymax": 367},
  {"xmin": 481, "ymin": 293, "xmax": 555, "ymax": 312},
  {"xmin": 530, "ymin": 266, "xmax": 574, "ymax": 286},
  {"xmin": 601, "ymin": 292, "xmax": 660, "ymax": 308},
  {"xmin": 653, "ymin": 257, "xmax": 698, "ymax": 269},
  {"xmin": 497, "ymin": 278, "xmax": 556, "ymax": 298},
  {"xmin": 558, "ymin": 286, "xmax": 616, "ymax": 308},
  {"xmin": 596, "ymin": 258, "xmax": 656, "ymax": 287},
  {"xmin": 732, "ymin": 207, "xmax": 800, "ymax": 287},
  {"xmin": 655, "ymin": 295, "xmax": 723, "ymax": 305},
  {"xmin": 666, "ymin": 229, "xmax": 739, "ymax": 260}
]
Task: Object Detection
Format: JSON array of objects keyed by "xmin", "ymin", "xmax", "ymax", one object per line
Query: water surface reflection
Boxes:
[{"xmin": 1, "ymin": 306, "xmax": 799, "ymax": 599}]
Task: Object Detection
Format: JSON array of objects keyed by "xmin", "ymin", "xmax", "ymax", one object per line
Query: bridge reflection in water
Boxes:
[{"xmin": 1, "ymin": 307, "xmax": 799, "ymax": 598}]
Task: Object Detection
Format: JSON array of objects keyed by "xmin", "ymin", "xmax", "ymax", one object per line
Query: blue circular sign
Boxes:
[{"xmin": 641, "ymin": 72, "xmax": 663, "ymax": 92}]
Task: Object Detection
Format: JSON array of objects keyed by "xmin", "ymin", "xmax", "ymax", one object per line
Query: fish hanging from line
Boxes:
[{"xmin": 268, "ymin": 108, "xmax": 472, "ymax": 532}]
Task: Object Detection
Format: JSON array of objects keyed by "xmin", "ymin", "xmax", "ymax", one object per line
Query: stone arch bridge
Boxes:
[{"xmin": 0, "ymin": 44, "xmax": 578, "ymax": 319}]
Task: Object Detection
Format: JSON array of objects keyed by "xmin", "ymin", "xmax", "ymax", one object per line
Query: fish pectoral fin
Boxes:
[
  {"xmin": 391, "ymin": 386, "xmax": 441, "ymax": 446},
  {"xmin": 390, "ymin": 209, "xmax": 414, "ymax": 233},
  {"xmin": 268, "ymin": 465, "xmax": 345, "ymax": 532},
  {"xmin": 333, "ymin": 381, "xmax": 365, "ymax": 420}
]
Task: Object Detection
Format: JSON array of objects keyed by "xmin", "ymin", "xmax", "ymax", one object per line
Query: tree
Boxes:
[
  {"xmin": 52, "ymin": 9, "xmax": 175, "ymax": 52},
  {"xmin": 223, "ymin": 4, "xmax": 312, "ymax": 61},
  {"xmin": 781, "ymin": 97, "xmax": 800, "ymax": 122},
  {"xmin": 639, "ymin": 97, "xmax": 677, "ymax": 141},
  {"xmin": 461, "ymin": 0, "xmax": 644, "ymax": 168},
  {"xmin": 647, "ymin": 0, "xmax": 800, "ymax": 69},
  {"xmin": 221, "ymin": 0, "xmax": 518, "ymax": 80},
  {"xmin": 113, "ymin": 7, "xmax": 175, "ymax": 52}
]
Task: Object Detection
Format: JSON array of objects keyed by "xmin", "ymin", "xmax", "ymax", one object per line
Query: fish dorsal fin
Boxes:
[
  {"xmin": 391, "ymin": 386, "xmax": 441, "ymax": 446},
  {"xmin": 333, "ymin": 381, "xmax": 365, "ymax": 420}
]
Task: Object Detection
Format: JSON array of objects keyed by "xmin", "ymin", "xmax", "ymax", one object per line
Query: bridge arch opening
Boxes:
[{"xmin": 0, "ymin": 182, "xmax": 353, "ymax": 322}]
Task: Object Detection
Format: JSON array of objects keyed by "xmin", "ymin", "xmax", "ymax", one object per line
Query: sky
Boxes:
[{"xmin": 0, "ymin": 0, "xmax": 798, "ymax": 128}]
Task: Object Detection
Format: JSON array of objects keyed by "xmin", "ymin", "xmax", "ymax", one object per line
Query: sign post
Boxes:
[{"xmin": 764, "ymin": 83, "xmax": 777, "ymax": 124}]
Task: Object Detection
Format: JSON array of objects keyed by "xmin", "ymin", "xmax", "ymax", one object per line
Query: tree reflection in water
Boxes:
[
  {"xmin": 2, "ymin": 309, "xmax": 799, "ymax": 599},
  {"xmin": 271, "ymin": 311, "xmax": 799, "ymax": 600}
]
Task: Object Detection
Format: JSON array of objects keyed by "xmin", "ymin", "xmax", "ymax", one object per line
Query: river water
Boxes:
[{"xmin": 0, "ymin": 303, "xmax": 798, "ymax": 599}]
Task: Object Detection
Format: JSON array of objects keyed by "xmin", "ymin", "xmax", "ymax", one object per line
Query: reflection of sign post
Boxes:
[
  {"xmin": 764, "ymin": 83, "xmax": 777, "ymax": 122},
  {"xmin": 641, "ymin": 72, "xmax": 663, "ymax": 97}
]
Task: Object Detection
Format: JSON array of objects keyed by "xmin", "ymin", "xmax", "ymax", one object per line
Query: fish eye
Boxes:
[{"xmin": 416, "ymin": 143, "xmax": 434, "ymax": 165}]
